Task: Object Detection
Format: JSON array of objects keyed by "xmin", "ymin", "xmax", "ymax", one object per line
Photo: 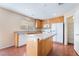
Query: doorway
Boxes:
[{"xmin": 67, "ymin": 16, "xmax": 74, "ymax": 44}]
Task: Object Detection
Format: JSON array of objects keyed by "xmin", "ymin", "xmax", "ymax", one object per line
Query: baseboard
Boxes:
[
  {"xmin": 17, "ymin": 44, "xmax": 26, "ymax": 48},
  {"xmin": 0, "ymin": 44, "xmax": 14, "ymax": 50},
  {"xmin": 74, "ymin": 48, "xmax": 79, "ymax": 56},
  {"xmin": 53, "ymin": 41, "xmax": 63, "ymax": 45}
]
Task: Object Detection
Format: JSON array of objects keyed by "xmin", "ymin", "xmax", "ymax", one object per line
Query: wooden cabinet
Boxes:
[
  {"xmin": 35, "ymin": 20, "xmax": 43, "ymax": 29},
  {"xmin": 14, "ymin": 32, "xmax": 19, "ymax": 47},
  {"xmin": 26, "ymin": 36, "xmax": 53, "ymax": 56},
  {"xmin": 26, "ymin": 39, "xmax": 38, "ymax": 56},
  {"xmin": 43, "ymin": 16, "xmax": 64, "ymax": 24},
  {"xmin": 38, "ymin": 37, "xmax": 52, "ymax": 56}
]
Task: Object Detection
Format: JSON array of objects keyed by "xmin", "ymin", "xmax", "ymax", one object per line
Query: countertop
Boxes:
[
  {"xmin": 15, "ymin": 31, "xmax": 56, "ymax": 41},
  {"xmin": 15, "ymin": 31, "xmax": 41, "ymax": 34},
  {"xmin": 26, "ymin": 33, "xmax": 56, "ymax": 41}
]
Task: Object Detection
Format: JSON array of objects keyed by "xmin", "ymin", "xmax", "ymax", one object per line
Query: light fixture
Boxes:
[{"xmin": 58, "ymin": 3, "xmax": 64, "ymax": 6}]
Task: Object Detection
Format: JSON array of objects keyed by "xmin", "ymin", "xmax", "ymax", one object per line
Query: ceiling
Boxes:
[{"xmin": 0, "ymin": 3, "xmax": 78, "ymax": 19}]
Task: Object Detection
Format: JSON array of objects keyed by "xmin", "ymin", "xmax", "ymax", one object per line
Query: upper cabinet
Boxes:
[
  {"xmin": 35, "ymin": 20, "xmax": 43, "ymax": 29},
  {"xmin": 48, "ymin": 16, "xmax": 64, "ymax": 23},
  {"xmin": 35, "ymin": 16, "xmax": 64, "ymax": 29},
  {"xmin": 43, "ymin": 16, "xmax": 64, "ymax": 24}
]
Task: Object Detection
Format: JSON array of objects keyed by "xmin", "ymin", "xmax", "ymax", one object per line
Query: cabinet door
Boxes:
[
  {"xmin": 19, "ymin": 34, "xmax": 26, "ymax": 46},
  {"xmin": 53, "ymin": 35, "xmax": 57, "ymax": 42},
  {"xmin": 14, "ymin": 32, "xmax": 19, "ymax": 47},
  {"xmin": 36, "ymin": 20, "xmax": 43, "ymax": 29},
  {"xmin": 26, "ymin": 39, "xmax": 38, "ymax": 56}
]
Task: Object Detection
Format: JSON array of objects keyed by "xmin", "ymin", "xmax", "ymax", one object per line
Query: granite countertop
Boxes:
[
  {"xmin": 26, "ymin": 33, "xmax": 56, "ymax": 41},
  {"xmin": 15, "ymin": 31, "xmax": 27, "ymax": 34},
  {"xmin": 15, "ymin": 31, "xmax": 41, "ymax": 34},
  {"xmin": 15, "ymin": 31, "xmax": 56, "ymax": 41}
]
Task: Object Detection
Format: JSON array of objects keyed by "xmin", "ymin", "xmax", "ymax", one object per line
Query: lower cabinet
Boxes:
[
  {"xmin": 18, "ymin": 34, "xmax": 26, "ymax": 46},
  {"xmin": 14, "ymin": 32, "xmax": 26, "ymax": 47},
  {"xmin": 38, "ymin": 37, "xmax": 52, "ymax": 56},
  {"xmin": 26, "ymin": 40, "xmax": 38, "ymax": 56},
  {"xmin": 26, "ymin": 36, "xmax": 53, "ymax": 56}
]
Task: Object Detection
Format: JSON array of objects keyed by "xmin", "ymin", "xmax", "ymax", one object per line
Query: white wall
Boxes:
[
  {"xmin": 0, "ymin": 8, "xmax": 35, "ymax": 49},
  {"xmin": 74, "ymin": 8, "xmax": 79, "ymax": 55}
]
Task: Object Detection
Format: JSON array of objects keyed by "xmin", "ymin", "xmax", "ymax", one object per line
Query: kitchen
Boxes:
[
  {"xmin": 14, "ymin": 16, "xmax": 64, "ymax": 56},
  {"xmin": 0, "ymin": 3, "xmax": 78, "ymax": 56}
]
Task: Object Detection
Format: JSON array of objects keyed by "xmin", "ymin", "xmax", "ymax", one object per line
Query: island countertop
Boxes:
[
  {"xmin": 26, "ymin": 33, "xmax": 56, "ymax": 41},
  {"xmin": 14, "ymin": 31, "xmax": 56, "ymax": 40}
]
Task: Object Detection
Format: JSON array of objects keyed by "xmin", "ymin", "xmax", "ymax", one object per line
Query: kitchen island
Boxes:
[{"xmin": 26, "ymin": 33, "xmax": 55, "ymax": 56}]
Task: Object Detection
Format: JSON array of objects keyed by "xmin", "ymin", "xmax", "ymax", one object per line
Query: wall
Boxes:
[
  {"xmin": 0, "ymin": 8, "xmax": 35, "ymax": 49},
  {"xmin": 74, "ymin": 8, "xmax": 79, "ymax": 55}
]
